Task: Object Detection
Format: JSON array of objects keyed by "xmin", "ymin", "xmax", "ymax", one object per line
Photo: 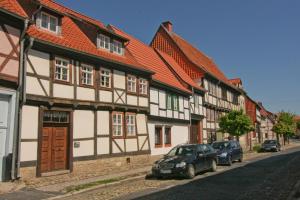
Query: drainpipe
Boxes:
[
  {"xmin": 11, "ymin": 19, "xmax": 29, "ymax": 180},
  {"xmin": 189, "ymin": 87, "xmax": 194, "ymax": 144}
]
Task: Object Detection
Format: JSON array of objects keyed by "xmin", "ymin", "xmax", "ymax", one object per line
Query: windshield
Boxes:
[
  {"xmin": 167, "ymin": 146, "xmax": 195, "ymax": 157},
  {"xmin": 212, "ymin": 142, "xmax": 230, "ymax": 150},
  {"xmin": 264, "ymin": 140, "xmax": 276, "ymax": 144}
]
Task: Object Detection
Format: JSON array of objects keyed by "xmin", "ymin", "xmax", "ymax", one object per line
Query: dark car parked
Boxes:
[
  {"xmin": 261, "ymin": 140, "xmax": 281, "ymax": 152},
  {"xmin": 211, "ymin": 140, "xmax": 243, "ymax": 166},
  {"xmin": 152, "ymin": 144, "xmax": 217, "ymax": 179}
]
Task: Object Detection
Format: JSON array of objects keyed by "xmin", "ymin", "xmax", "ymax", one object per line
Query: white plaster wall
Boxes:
[
  {"xmin": 184, "ymin": 98, "xmax": 189, "ymax": 109},
  {"xmin": 150, "ymin": 87, "xmax": 158, "ymax": 103},
  {"xmin": 138, "ymin": 136, "xmax": 148, "ymax": 150},
  {"xmin": 150, "ymin": 104, "xmax": 159, "ymax": 116},
  {"xmin": 127, "ymin": 95, "xmax": 138, "ymax": 106},
  {"xmin": 73, "ymin": 140, "xmax": 93, "ymax": 157},
  {"xmin": 159, "ymin": 90, "xmax": 166, "ymax": 109},
  {"xmin": 126, "ymin": 139, "xmax": 138, "ymax": 152},
  {"xmin": 136, "ymin": 114, "xmax": 147, "ymax": 134},
  {"xmin": 99, "ymin": 90, "xmax": 112, "ymax": 102},
  {"xmin": 167, "ymin": 110, "xmax": 172, "ymax": 118},
  {"xmin": 114, "ymin": 89, "xmax": 126, "ymax": 104},
  {"xmin": 20, "ymin": 142, "xmax": 37, "ymax": 162},
  {"xmin": 113, "ymin": 70, "xmax": 125, "ymax": 89},
  {"xmin": 73, "ymin": 110, "xmax": 94, "ymax": 138},
  {"xmin": 53, "ymin": 84, "xmax": 74, "ymax": 99},
  {"xmin": 97, "ymin": 137, "xmax": 110, "ymax": 155},
  {"xmin": 77, "ymin": 87, "xmax": 95, "ymax": 101},
  {"xmin": 139, "ymin": 97, "xmax": 148, "ymax": 107},
  {"xmin": 26, "ymin": 76, "xmax": 49, "ymax": 96},
  {"xmin": 148, "ymin": 121, "xmax": 189, "ymax": 156},
  {"xmin": 179, "ymin": 96, "xmax": 184, "ymax": 112},
  {"xmin": 27, "ymin": 49, "xmax": 50, "ymax": 76},
  {"xmin": 184, "ymin": 109, "xmax": 190, "ymax": 120},
  {"xmin": 112, "ymin": 139, "xmax": 124, "ymax": 153},
  {"xmin": 21, "ymin": 105, "xmax": 39, "ymax": 139},
  {"xmin": 97, "ymin": 111, "xmax": 110, "ymax": 135},
  {"xmin": 159, "ymin": 110, "xmax": 166, "ymax": 117}
]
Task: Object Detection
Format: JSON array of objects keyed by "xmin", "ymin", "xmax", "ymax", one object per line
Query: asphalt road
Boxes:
[{"xmin": 122, "ymin": 148, "xmax": 300, "ymax": 200}]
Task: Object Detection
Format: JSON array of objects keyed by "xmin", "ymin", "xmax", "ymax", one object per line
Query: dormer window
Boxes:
[
  {"xmin": 39, "ymin": 12, "xmax": 58, "ymax": 33},
  {"xmin": 98, "ymin": 34, "xmax": 110, "ymax": 50},
  {"xmin": 113, "ymin": 40, "xmax": 123, "ymax": 55}
]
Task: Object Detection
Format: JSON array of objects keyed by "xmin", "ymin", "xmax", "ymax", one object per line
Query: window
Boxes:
[
  {"xmin": 167, "ymin": 94, "xmax": 172, "ymax": 110},
  {"xmin": 43, "ymin": 111, "xmax": 69, "ymax": 123},
  {"xmin": 126, "ymin": 114, "xmax": 136, "ymax": 136},
  {"xmin": 100, "ymin": 68, "xmax": 111, "ymax": 88},
  {"xmin": 55, "ymin": 58, "xmax": 69, "ymax": 82},
  {"xmin": 113, "ymin": 40, "xmax": 123, "ymax": 55},
  {"xmin": 233, "ymin": 94, "xmax": 239, "ymax": 105},
  {"xmin": 139, "ymin": 78, "xmax": 148, "ymax": 95},
  {"xmin": 98, "ymin": 34, "xmax": 110, "ymax": 50},
  {"xmin": 127, "ymin": 75, "xmax": 136, "ymax": 93},
  {"xmin": 155, "ymin": 127, "xmax": 162, "ymax": 148},
  {"xmin": 164, "ymin": 127, "xmax": 171, "ymax": 146},
  {"xmin": 81, "ymin": 64, "xmax": 93, "ymax": 86},
  {"xmin": 173, "ymin": 95, "xmax": 179, "ymax": 111},
  {"xmin": 40, "ymin": 12, "xmax": 58, "ymax": 33},
  {"xmin": 112, "ymin": 113, "xmax": 123, "ymax": 137},
  {"xmin": 222, "ymin": 88, "xmax": 227, "ymax": 100}
]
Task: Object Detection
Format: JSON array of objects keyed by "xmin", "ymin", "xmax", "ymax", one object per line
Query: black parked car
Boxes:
[
  {"xmin": 261, "ymin": 140, "xmax": 281, "ymax": 152},
  {"xmin": 211, "ymin": 140, "xmax": 243, "ymax": 166},
  {"xmin": 152, "ymin": 144, "xmax": 217, "ymax": 179}
]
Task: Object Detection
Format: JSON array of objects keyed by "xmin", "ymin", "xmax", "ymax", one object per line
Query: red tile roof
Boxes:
[
  {"xmin": 155, "ymin": 49, "xmax": 204, "ymax": 92},
  {"xmin": 110, "ymin": 25, "xmax": 191, "ymax": 94},
  {"xmin": 166, "ymin": 29, "xmax": 228, "ymax": 83},
  {"xmin": 229, "ymin": 78, "xmax": 242, "ymax": 85},
  {"xmin": 0, "ymin": 0, "xmax": 28, "ymax": 18},
  {"xmin": 26, "ymin": 16, "xmax": 145, "ymax": 71},
  {"xmin": 295, "ymin": 116, "xmax": 300, "ymax": 121}
]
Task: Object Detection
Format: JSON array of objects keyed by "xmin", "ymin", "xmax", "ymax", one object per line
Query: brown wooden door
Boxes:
[
  {"xmin": 190, "ymin": 124, "xmax": 199, "ymax": 144},
  {"xmin": 41, "ymin": 127, "xmax": 68, "ymax": 173}
]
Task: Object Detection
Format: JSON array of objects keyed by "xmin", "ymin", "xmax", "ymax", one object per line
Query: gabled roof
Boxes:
[
  {"xmin": 229, "ymin": 78, "xmax": 242, "ymax": 85},
  {"xmin": 0, "ymin": 0, "xmax": 28, "ymax": 18},
  {"xmin": 155, "ymin": 49, "xmax": 205, "ymax": 92},
  {"xmin": 159, "ymin": 25, "xmax": 228, "ymax": 82},
  {"xmin": 109, "ymin": 25, "xmax": 191, "ymax": 94}
]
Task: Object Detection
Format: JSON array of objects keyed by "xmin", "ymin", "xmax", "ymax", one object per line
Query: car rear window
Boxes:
[
  {"xmin": 212, "ymin": 142, "xmax": 229, "ymax": 149},
  {"xmin": 264, "ymin": 140, "xmax": 276, "ymax": 144}
]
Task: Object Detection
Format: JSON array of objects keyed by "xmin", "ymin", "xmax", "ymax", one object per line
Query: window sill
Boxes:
[
  {"xmin": 54, "ymin": 79, "xmax": 72, "ymax": 85},
  {"xmin": 155, "ymin": 144, "xmax": 163, "ymax": 148},
  {"xmin": 164, "ymin": 144, "xmax": 172, "ymax": 147}
]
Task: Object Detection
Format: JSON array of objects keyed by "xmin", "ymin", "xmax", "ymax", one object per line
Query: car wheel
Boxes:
[
  {"xmin": 211, "ymin": 160, "xmax": 217, "ymax": 172},
  {"xmin": 238, "ymin": 155, "xmax": 243, "ymax": 162},
  {"xmin": 186, "ymin": 164, "xmax": 195, "ymax": 179},
  {"xmin": 228, "ymin": 156, "xmax": 232, "ymax": 166}
]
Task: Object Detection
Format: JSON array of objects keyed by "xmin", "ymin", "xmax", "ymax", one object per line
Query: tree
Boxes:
[
  {"xmin": 219, "ymin": 110, "xmax": 254, "ymax": 141},
  {"xmin": 297, "ymin": 121, "xmax": 300, "ymax": 130},
  {"xmin": 272, "ymin": 112, "xmax": 296, "ymax": 145}
]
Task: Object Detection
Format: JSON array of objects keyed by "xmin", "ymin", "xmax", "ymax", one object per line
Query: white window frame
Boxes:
[
  {"xmin": 112, "ymin": 113, "xmax": 123, "ymax": 137},
  {"xmin": 100, "ymin": 68, "xmax": 111, "ymax": 88},
  {"xmin": 113, "ymin": 40, "xmax": 124, "ymax": 55},
  {"xmin": 167, "ymin": 94, "xmax": 172, "ymax": 110},
  {"xmin": 55, "ymin": 57, "xmax": 69, "ymax": 82},
  {"xmin": 40, "ymin": 11, "xmax": 58, "ymax": 33},
  {"xmin": 98, "ymin": 34, "xmax": 110, "ymax": 50},
  {"xmin": 173, "ymin": 95, "xmax": 179, "ymax": 111},
  {"xmin": 139, "ymin": 78, "xmax": 148, "ymax": 95},
  {"xmin": 127, "ymin": 75, "xmax": 137, "ymax": 93},
  {"xmin": 81, "ymin": 64, "xmax": 93, "ymax": 86},
  {"xmin": 126, "ymin": 114, "xmax": 136, "ymax": 136}
]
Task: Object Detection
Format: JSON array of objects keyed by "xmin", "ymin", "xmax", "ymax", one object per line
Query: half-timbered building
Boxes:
[
  {"xmin": 5, "ymin": 0, "xmax": 153, "ymax": 177},
  {"xmin": 0, "ymin": 0, "xmax": 28, "ymax": 181},
  {"xmin": 110, "ymin": 25, "xmax": 205, "ymax": 155},
  {"xmin": 258, "ymin": 102, "xmax": 276, "ymax": 141},
  {"xmin": 151, "ymin": 21, "xmax": 242, "ymax": 143}
]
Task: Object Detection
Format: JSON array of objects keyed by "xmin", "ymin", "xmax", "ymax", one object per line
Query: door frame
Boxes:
[
  {"xmin": 36, "ymin": 107, "xmax": 73, "ymax": 177},
  {"xmin": 0, "ymin": 88, "xmax": 16, "ymax": 182}
]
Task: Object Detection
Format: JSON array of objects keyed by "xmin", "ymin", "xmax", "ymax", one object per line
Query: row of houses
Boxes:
[{"xmin": 0, "ymin": 0, "xmax": 277, "ymax": 182}]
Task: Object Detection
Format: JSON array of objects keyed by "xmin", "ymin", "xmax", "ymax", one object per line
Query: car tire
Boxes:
[
  {"xmin": 211, "ymin": 160, "xmax": 217, "ymax": 172},
  {"xmin": 186, "ymin": 164, "xmax": 195, "ymax": 179},
  {"xmin": 228, "ymin": 156, "xmax": 232, "ymax": 166}
]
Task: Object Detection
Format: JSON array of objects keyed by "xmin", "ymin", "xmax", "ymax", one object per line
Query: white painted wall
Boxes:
[{"xmin": 73, "ymin": 110, "xmax": 94, "ymax": 138}]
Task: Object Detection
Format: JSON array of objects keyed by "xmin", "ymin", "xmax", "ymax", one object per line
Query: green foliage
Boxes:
[
  {"xmin": 272, "ymin": 112, "xmax": 296, "ymax": 136},
  {"xmin": 297, "ymin": 121, "xmax": 300, "ymax": 130},
  {"xmin": 219, "ymin": 110, "xmax": 254, "ymax": 138},
  {"xmin": 253, "ymin": 144, "xmax": 261, "ymax": 153}
]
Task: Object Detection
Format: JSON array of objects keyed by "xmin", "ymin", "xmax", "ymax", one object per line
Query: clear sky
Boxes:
[{"xmin": 57, "ymin": 0, "xmax": 300, "ymax": 115}]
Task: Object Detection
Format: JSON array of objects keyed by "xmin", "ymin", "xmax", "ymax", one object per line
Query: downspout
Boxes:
[
  {"xmin": 11, "ymin": 19, "xmax": 29, "ymax": 180},
  {"xmin": 189, "ymin": 87, "xmax": 194, "ymax": 144}
]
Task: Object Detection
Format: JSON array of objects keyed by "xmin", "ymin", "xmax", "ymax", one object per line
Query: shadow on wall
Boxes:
[{"xmin": 133, "ymin": 150, "xmax": 300, "ymax": 200}]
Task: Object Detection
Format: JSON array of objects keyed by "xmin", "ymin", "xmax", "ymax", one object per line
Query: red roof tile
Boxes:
[
  {"xmin": 0, "ymin": 0, "xmax": 28, "ymax": 18},
  {"xmin": 26, "ymin": 16, "xmax": 145, "ymax": 71},
  {"xmin": 155, "ymin": 49, "xmax": 204, "ymax": 92},
  {"xmin": 229, "ymin": 78, "xmax": 242, "ymax": 85},
  {"xmin": 110, "ymin": 25, "xmax": 191, "ymax": 94}
]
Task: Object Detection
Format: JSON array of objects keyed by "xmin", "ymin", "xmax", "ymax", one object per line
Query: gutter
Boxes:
[{"xmin": 11, "ymin": 19, "xmax": 29, "ymax": 180}]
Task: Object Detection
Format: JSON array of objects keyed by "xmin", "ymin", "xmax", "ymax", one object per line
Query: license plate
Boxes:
[{"xmin": 160, "ymin": 169, "xmax": 171, "ymax": 174}]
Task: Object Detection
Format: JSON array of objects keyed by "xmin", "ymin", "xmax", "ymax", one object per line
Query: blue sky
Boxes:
[{"xmin": 57, "ymin": 0, "xmax": 300, "ymax": 115}]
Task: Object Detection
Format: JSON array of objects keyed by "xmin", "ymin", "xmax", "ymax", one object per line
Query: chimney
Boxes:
[{"xmin": 162, "ymin": 21, "xmax": 173, "ymax": 32}]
